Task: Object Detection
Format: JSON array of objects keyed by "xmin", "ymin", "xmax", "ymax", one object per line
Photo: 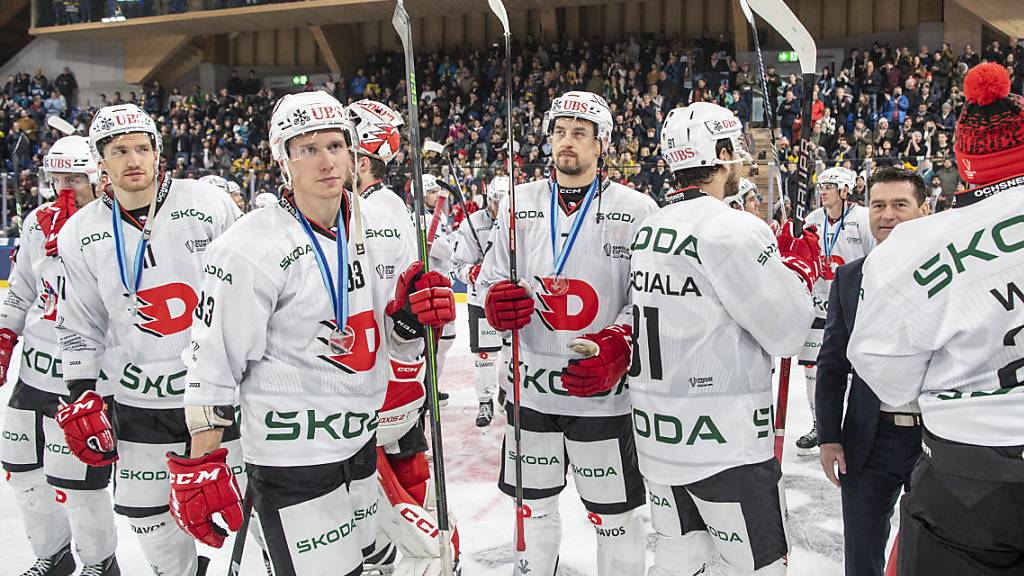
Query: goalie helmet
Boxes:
[
  {"xmin": 816, "ymin": 166, "xmax": 856, "ymax": 194},
  {"xmin": 269, "ymin": 90, "xmax": 357, "ymax": 185},
  {"xmin": 487, "ymin": 175, "xmax": 510, "ymax": 205},
  {"xmin": 88, "ymin": 103, "xmax": 160, "ymax": 162},
  {"xmin": 543, "ymin": 91, "xmax": 614, "ymax": 150},
  {"xmin": 346, "ymin": 99, "xmax": 404, "ymax": 164},
  {"xmin": 198, "ymin": 174, "xmax": 230, "ymax": 194},
  {"xmin": 42, "ymin": 136, "xmax": 99, "ymax": 192},
  {"xmin": 660, "ymin": 102, "xmax": 753, "ymax": 172}
]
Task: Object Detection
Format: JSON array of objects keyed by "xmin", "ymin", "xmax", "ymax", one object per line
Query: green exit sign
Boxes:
[
  {"xmin": 292, "ymin": 75, "xmax": 309, "ymax": 86},
  {"xmin": 777, "ymin": 51, "xmax": 799, "ymax": 63}
]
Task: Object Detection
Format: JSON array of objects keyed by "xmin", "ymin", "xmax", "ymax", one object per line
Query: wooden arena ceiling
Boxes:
[{"xmin": 30, "ymin": 0, "xmax": 626, "ymax": 41}]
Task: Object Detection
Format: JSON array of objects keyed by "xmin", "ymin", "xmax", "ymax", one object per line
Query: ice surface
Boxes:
[{"xmin": 0, "ymin": 300, "xmax": 898, "ymax": 574}]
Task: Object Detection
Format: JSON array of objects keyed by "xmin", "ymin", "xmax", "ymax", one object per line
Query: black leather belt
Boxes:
[{"xmin": 879, "ymin": 412, "xmax": 923, "ymax": 427}]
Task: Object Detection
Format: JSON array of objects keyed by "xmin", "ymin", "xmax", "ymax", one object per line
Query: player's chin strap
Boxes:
[{"xmin": 952, "ymin": 173, "xmax": 1024, "ymax": 209}]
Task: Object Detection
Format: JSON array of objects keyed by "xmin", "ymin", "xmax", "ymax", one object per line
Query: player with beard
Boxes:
[
  {"xmin": 1, "ymin": 136, "xmax": 123, "ymax": 576},
  {"xmin": 53, "ymin": 104, "xmax": 242, "ymax": 576},
  {"xmin": 479, "ymin": 91, "xmax": 659, "ymax": 576},
  {"xmin": 629, "ymin": 101, "xmax": 819, "ymax": 576}
]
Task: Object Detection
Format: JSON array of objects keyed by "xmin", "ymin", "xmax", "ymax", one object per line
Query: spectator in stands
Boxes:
[{"xmin": 777, "ymin": 89, "xmax": 799, "ymax": 142}]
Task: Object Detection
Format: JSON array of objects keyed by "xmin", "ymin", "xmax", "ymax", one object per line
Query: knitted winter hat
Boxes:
[{"xmin": 954, "ymin": 63, "xmax": 1024, "ymax": 186}]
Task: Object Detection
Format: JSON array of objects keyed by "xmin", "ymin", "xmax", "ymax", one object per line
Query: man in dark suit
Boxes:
[{"xmin": 815, "ymin": 166, "xmax": 930, "ymax": 576}]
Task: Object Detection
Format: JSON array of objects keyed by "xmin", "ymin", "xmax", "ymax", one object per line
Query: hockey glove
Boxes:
[
  {"xmin": 0, "ymin": 328, "xmax": 19, "ymax": 386},
  {"xmin": 776, "ymin": 220, "xmax": 822, "ymax": 292},
  {"xmin": 386, "ymin": 261, "xmax": 456, "ymax": 341},
  {"xmin": 55, "ymin": 390, "xmax": 118, "ymax": 467},
  {"xmin": 484, "ymin": 280, "xmax": 534, "ymax": 331},
  {"xmin": 468, "ymin": 264, "xmax": 481, "ymax": 287},
  {"xmin": 166, "ymin": 448, "xmax": 243, "ymax": 549},
  {"xmin": 562, "ymin": 324, "xmax": 633, "ymax": 397}
]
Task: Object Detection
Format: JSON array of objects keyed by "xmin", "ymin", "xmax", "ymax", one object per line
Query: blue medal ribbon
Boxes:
[
  {"xmin": 111, "ymin": 196, "xmax": 151, "ymax": 307},
  {"xmin": 295, "ymin": 198, "xmax": 349, "ymax": 336},
  {"xmin": 549, "ymin": 178, "xmax": 600, "ymax": 276},
  {"xmin": 822, "ymin": 207, "xmax": 848, "ymax": 259}
]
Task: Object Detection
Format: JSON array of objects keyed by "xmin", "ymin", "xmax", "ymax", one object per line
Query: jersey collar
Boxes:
[
  {"xmin": 664, "ymin": 186, "xmax": 708, "ymax": 204},
  {"xmin": 952, "ymin": 174, "xmax": 1024, "ymax": 209},
  {"xmin": 101, "ymin": 171, "xmax": 172, "ymax": 232}
]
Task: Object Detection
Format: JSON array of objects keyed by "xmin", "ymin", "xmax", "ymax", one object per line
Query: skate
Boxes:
[
  {"xmin": 796, "ymin": 425, "xmax": 819, "ymax": 456},
  {"xmin": 79, "ymin": 555, "xmax": 120, "ymax": 576},
  {"xmin": 475, "ymin": 400, "xmax": 494, "ymax": 427},
  {"xmin": 19, "ymin": 543, "xmax": 75, "ymax": 576}
]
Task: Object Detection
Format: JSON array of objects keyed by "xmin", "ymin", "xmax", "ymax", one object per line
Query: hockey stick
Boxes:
[
  {"xmin": 10, "ymin": 132, "xmax": 26, "ymax": 233},
  {"xmin": 424, "ymin": 141, "xmax": 485, "ymax": 255},
  {"xmin": 391, "ymin": 3, "xmax": 454, "ymax": 573},
  {"xmin": 485, "ymin": 0, "xmax": 527, "ymax": 553},
  {"xmin": 742, "ymin": 0, "xmax": 817, "ymax": 463},
  {"xmin": 46, "ymin": 115, "xmax": 78, "ymax": 136},
  {"xmin": 227, "ymin": 486, "xmax": 254, "ymax": 576}
]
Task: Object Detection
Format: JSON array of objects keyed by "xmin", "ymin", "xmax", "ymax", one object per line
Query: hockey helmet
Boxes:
[
  {"xmin": 487, "ymin": 175, "xmax": 511, "ymax": 205},
  {"xmin": 816, "ymin": 166, "xmax": 856, "ymax": 195},
  {"xmin": 42, "ymin": 135, "xmax": 99, "ymax": 193},
  {"xmin": 198, "ymin": 174, "xmax": 230, "ymax": 194},
  {"xmin": 660, "ymin": 102, "xmax": 753, "ymax": 172},
  {"xmin": 421, "ymin": 174, "xmax": 441, "ymax": 193},
  {"xmin": 346, "ymin": 99, "xmax": 404, "ymax": 164},
  {"xmin": 254, "ymin": 192, "xmax": 279, "ymax": 209},
  {"xmin": 226, "ymin": 180, "xmax": 242, "ymax": 195},
  {"xmin": 543, "ymin": 91, "xmax": 614, "ymax": 151},
  {"xmin": 89, "ymin": 103, "xmax": 160, "ymax": 162},
  {"xmin": 269, "ymin": 91, "xmax": 357, "ymax": 185}
]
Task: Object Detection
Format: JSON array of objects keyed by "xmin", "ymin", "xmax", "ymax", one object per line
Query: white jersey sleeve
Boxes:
[
  {"xmin": 849, "ymin": 190, "xmax": 1024, "ymax": 446},
  {"xmin": 451, "ymin": 210, "xmax": 496, "ymax": 306},
  {"xmin": 0, "ymin": 207, "xmax": 45, "ymax": 335},
  {"xmin": 55, "ymin": 210, "xmax": 108, "ymax": 381}
]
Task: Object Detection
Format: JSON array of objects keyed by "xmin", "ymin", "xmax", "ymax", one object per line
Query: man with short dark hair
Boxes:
[{"xmin": 816, "ymin": 166, "xmax": 929, "ymax": 576}]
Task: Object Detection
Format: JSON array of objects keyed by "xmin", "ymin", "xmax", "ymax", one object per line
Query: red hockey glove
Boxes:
[
  {"xmin": 468, "ymin": 264, "xmax": 481, "ymax": 286},
  {"xmin": 55, "ymin": 390, "xmax": 117, "ymax": 467},
  {"xmin": 167, "ymin": 448, "xmax": 243, "ymax": 549},
  {"xmin": 38, "ymin": 189, "xmax": 78, "ymax": 257},
  {"xmin": 562, "ymin": 324, "xmax": 633, "ymax": 397},
  {"xmin": 386, "ymin": 261, "xmax": 456, "ymax": 341},
  {"xmin": 776, "ymin": 220, "xmax": 822, "ymax": 292},
  {"xmin": 0, "ymin": 328, "xmax": 19, "ymax": 386},
  {"xmin": 484, "ymin": 280, "xmax": 534, "ymax": 331}
]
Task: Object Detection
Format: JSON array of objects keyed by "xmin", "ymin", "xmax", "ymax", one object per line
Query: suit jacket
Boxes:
[{"xmin": 815, "ymin": 257, "xmax": 881, "ymax": 474}]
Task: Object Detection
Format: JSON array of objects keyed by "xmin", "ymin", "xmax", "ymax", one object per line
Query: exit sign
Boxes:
[
  {"xmin": 292, "ymin": 75, "xmax": 309, "ymax": 86},
  {"xmin": 777, "ymin": 51, "xmax": 799, "ymax": 63}
]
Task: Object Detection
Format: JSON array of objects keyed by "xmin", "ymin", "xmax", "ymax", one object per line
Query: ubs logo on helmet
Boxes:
[
  {"xmin": 665, "ymin": 147, "xmax": 697, "ymax": 163},
  {"xmin": 559, "ymin": 99, "xmax": 593, "ymax": 114},
  {"xmin": 114, "ymin": 113, "xmax": 149, "ymax": 127},
  {"xmin": 45, "ymin": 157, "xmax": 75, "ymax": 170},
  {"xmin": 310, "ymin": 105, "xmax": 345, "ymax": 121},
  {"xmin": 706, "ymin": 118, "xmax": 740, "ymax": 134}
]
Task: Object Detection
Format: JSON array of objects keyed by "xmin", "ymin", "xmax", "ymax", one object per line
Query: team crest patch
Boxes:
[{"xmin": 184, "ymin": 238, "xmax": 210, "ymax": 253}]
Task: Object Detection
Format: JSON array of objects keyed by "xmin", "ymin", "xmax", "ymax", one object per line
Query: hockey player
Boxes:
[
  {"xmin": 849, "ymin": 63, "xmax": 1024, "ymax": 575},
  {"xmin": 629, "ymin": 101, "xmax": 819, "ymax": 576},
  {"xmin": 53, "ymin": 103, "xmax": 243, "ymax": 576},
  {"xmin": 420, "ymin": 174, "xmax": 456, "ymax": 382},
  {"xmin": 346, "ymin": 98, "xmax": 459, "ymax": 574},
  {"xmin": 723, "ymin": 178, "xmax": 760, "ymax": 215},
  {"xmin": 795, "ymin": 166, "xmax": 875, "ymax": 453},
  {"xmin": 452, "ymin": 176, "xmax": 510, "ymax": 427},
  {"xmin": 478, "ymin": 91, "xmax": 659, "ymax": 576},
  {"xmin": 1, "ymin": 136, "xmax": 122, "ymax": 576},
  {"xmin": 171, "ymin": 91, "xmax": 456, "ymax": 576}
]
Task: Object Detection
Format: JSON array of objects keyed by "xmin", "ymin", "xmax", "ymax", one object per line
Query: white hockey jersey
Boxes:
[
  {"xmin": 55, "ymin": 176, "xmax": 241, "ymax": 409},
  {"xmin": 0, "ymin": 206, "xmax": 123, "ymax": 396},
  {"xmin": 424, "ymin": 207, "xmax": 453, "ymax": 281},
  {"xmin": 804, "ymin": 204, "xmax": 875, "ymax": 318},
  {"xmin": 478, "ymin": 178, "xmax": 659, "ymax": 416},
  {"xmin": 361, "ymin": 181, "xmax": 416, "ymax": 257},
  {"xmin": 849, "ymin": 185, "xmax": 1024, "ymax": 447},
  {"xmin": 451, "ymin": 208, "xmax": 498, "ymax": 307},
  {"xmin": 628, "ymin": 188, "xmax": 814, "ymax": 485},
  {"xmin": 184, "ymin": 194, "xmax": 421, "ymax": 467}
]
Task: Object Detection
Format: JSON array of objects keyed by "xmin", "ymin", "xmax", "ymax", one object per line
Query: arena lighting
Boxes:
[{"xmin": 101, "ymin": 15, "xmax": 127, "ymax": 22}]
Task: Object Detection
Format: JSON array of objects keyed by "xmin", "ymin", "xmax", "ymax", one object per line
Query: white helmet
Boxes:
[
  {"xmin": 199, "ymin": 174, "xmax": 230, "ymax": 193},
  {"xmin": 254, "ymin": 192, "xmax": 278, "ymax": 209},
  {"xmin": 42, "ymin": 135, "xmax": 99, "ymax": 191},
  {"xmin": 724, "ymin": 178, "xmax": 759, "ymax": 208},
  {"xmin": 269, "ymin": 91, "xmax": 357, "ymax": 185},
  {"xmin": 817, "ymin": 166, "xmax": 856, "ymax": 194},
  {"xmin": 660, "ymin": 102, "xmax": 752, "ymax": 172},
  {"xmin": 88, "ymin": 103, "xmax": 160, "ymax": 162},
  {"xmin": 487, "ymin": 175, "xmax": 510, "ymax": 205},
  {"xmin": 346, "ymin": 99, "xmax": 404, "ymax": 164},
  {"xmin": 543, "ymin": 91, "xmax": 614, "ymax": 150},
  {"xmin": 226, "ymin": 180, "xmax": 241, "ymax": 195},
  {"xmin": 421, "ymin": 174, "xmax": 443, "ymax": 194}
]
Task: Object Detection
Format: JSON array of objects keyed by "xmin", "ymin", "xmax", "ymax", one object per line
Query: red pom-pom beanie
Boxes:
[{"xmin": 954, "ymin": 62, "xmax": 1024, "ymax": 186}]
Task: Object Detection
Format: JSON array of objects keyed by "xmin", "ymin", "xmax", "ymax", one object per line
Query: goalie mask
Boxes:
[
  {"xmin": 347, "ymin": 99, "xmax": 404, "ymax": 164},
  {"xmin": 89, "ymin": 103, "xmax": 161, "ymax": 162},
  {"xmin": 42, "ymin": 135, "xmax": 99, "ymax": 195},
  {"xmin": 660, "ymin": 102, "xmax": 753, "ymax": 172},
  {"xmin": 269, "ymin": 90, "xmax": 358, "ymax": 187},
  {"xmin": 543, "ymin": 91, "xmax": 614, "ymax": 151}
]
